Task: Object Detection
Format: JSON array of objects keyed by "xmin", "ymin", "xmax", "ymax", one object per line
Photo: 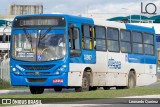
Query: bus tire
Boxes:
[
  {"xmin": 116, "ymin": 86, "xmax": 127, "ymax": 90},
  {"xmin": 89, "ymin": 86, "xmax": 97, "ymax": 91},
  {"xmin": 29, "ymin": 86, "xmax": 44, "ymax": 94},
  {"xmin": 54, "ymin": 87, "xmax": 62, "ymax": 92},
  {"xmin": 103, "ymin": 86, "xmax": 110, "ymax": 90},
  {"xmin": 128, "ymin": 72, "xmax": 136, "ymax": 88},
  {"xmin": 75, "ymin": 72, "xmax": 90, "ymax": 92}
]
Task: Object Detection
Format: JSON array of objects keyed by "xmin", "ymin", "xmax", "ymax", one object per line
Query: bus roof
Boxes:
[
  {"xmin": 13, "ymin": 14, "xmax": 155, "ymax": 34},
  {"xmin": 94, "ymin": 20, "xmax": 126, "ymax": 29},
  {"xmin": 125, "ymin": 23, "xmax": 155, "ymax": 34},
  {"xmin": 129, "ymin": 23, "xmax": 160, "ymax": 34}
]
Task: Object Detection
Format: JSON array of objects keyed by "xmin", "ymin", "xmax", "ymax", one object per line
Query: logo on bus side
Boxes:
[
  {"xmin": 84, "ymin": 54, "xmax": 92, "ymax": 61},
  {"xmin": 108, "ymin": 58, "xmax": 121, "ymax": 69}
]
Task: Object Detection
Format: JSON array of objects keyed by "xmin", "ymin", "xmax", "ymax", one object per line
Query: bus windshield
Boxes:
[{"xmin": 11, "ymin": 28, "xmax": 66, "ymax": 62}]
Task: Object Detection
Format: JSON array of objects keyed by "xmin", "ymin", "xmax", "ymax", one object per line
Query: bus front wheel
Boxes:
[
  {"xmin": 29, "ymin": 86, "xmax": 44, "ymax": 94},
  {"xmin": 103, "ymin": 86, "xmax": 110, "ymax": 90},
  {"xmin": 54, "ymin": 87, "xmax": 62, "ymax": 92},
  {"xmin": 75, "ymin": 72, "xmax": 90, "ymax": 92},
  {"xmin": 89, "ymin": 86, "xmax": 97, "ymax": 91}
]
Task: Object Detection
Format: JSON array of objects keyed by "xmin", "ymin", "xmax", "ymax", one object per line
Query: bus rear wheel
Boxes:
[
  {"xmin": 116, "ymin": 86, "xmax": 127, "ymax": 90},
  {"xmin": 54, "ymin": 87, "xmax": 62, "ymax": 92},
  {"xmin": 29, "ymin": 86, "xmax": 44, "ymax": 94},
  {"xmin": 75, "ymin": 72, "xmax": 90, "ymax": 92},
  {"xmin": 103, "ymin": 86, "xmax": 110, "ymax": 90},
  {"xmin": 89, "ymin": 86, "xmax": 97, "ymax": 91},
  {"xmin": 128, "ymin": 72, "xmax": 136, "ymax": 88}
]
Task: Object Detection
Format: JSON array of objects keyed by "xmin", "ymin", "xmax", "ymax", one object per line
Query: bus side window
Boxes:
[
  {"xmin": 143, "ymin": 33, "xmax": 154, "ymax": 55},
  {"xmin": 120, "ymin": 29, "xmax": 131, "ymax": 53},
  {"xmin": 82, "ymin": 25, "xmax": 93, "ymax": 50},
  {"xmin": 94, "ymin": 26, "xmax": 106, "ymax": 51},
  {"xmin": 107, "ymin": 28, "xmax": 119, "ymax": 52},
  {"xmin": 132, "ymin": 31, "xmax": 143, "ymax": 54},
  {"xmin": 69, "ymin": 27, "xmax": 81, "ymax": 57}
]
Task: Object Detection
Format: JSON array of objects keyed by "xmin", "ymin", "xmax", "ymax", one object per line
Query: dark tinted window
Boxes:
[
  {"xmin": 82, "ymin": 25, "xmax": 93, "ymax": 50},
  {"xmin": 143, "ymin": 33, "xmax": 154, "ymax": 44},
  {"xmin": 107, "ymin": 28, "xmax": 119, "ymax": 52},
  {"xmin": 107, "ymin": 28, "xmax": 119, "ymax": 40},
  {"xmin": 132, "ymin": 31, "xmax": 143, "ymax": 54},
  {"xmin": 69, "ymin": 28, "xmax": 81, "ymax": 57},
  {"xmin": 143, "ymin": 33, "xmax": 154, "ymax": 55},
  {"xmin": 120, "ymin": 30, "xmax": 131, "ymax": 42},
  {"xmin": 120, "ymin": 30, "xmax": 131, "ymax": 53},
  {"xmin": 82, "ymin": 25, "xmax": 91, "ymax": 37},
  {"xmin": 132, "ymin": 43, "xmax": 143, "ymax": 54},
  {"xmin": 144, "ymin": 44, "xmax": 154, "ymax": 55},
  {"xmin": 95, "ymin": 27, "xmax": 106, "ymax": 39},
  {"xmin": 95, "ymin": 26, "xmax": 106, "ymax": 51},
  {"xmin": 132, "ymin": 31, "xmax": 142, "ymax": 43}
]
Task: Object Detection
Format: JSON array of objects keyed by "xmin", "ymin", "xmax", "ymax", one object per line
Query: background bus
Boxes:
[{"xmin": 10, "ymin": 14, "xmax": 157, "ymax": 94}]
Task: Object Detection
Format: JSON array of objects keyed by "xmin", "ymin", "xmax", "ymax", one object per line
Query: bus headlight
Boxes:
[
  {"xmin": 12, "ymin": 68, "xmax": 16, "ymax": 72},
  {"xmin": 12, "ymin": 68, "xmax": 21, "ymax": 75}
]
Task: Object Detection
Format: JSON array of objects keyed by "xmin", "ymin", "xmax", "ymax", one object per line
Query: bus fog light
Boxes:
[
  {"xmin": 56, "ymin": 71, "xmax": 60, "ymax": 75},
  {"xmin": 15, "ymin": 71, "xmax": 20, "ymax": 75},
  {"xmin": 58, "ymin": 65, "xmax": 67, "ymax": 72},
  {"xmin": 59, "ymin": 67, "xmax": 64, "ymax": 71},
  {"xmin": 62, "ymin": 65, "xmax": 67, "ymax": 68}
]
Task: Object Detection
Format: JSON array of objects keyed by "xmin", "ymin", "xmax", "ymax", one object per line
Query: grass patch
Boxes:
[
  {"xmin": 0, "ymin": 79, "xmax": 11, "ymax": 89},
  {"xmin": 0, "ymin": 87, "xmax": 160, "ymax": 99},
  {"xmin": 7, "ymin": 86, "xmax": 28, "ymax": 90},
  {"xmin": 0, "ymin": 78, "xmax": 28, "ymax": 90}
]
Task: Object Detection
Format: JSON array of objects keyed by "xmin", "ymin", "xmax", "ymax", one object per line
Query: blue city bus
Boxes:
[{"xmin": 10, "ymin": 14, "xmax": 157, "ymax": 94}]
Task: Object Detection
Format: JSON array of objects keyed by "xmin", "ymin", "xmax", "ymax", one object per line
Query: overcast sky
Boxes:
[{"xmin": 0, "ymin": 0, "xmax": 160, "ymax": 17}]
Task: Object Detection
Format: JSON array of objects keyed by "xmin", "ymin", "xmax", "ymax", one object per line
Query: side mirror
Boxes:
[{"xmin": 2, "ymin": 33, "xmax": 6, "ymax": 43}]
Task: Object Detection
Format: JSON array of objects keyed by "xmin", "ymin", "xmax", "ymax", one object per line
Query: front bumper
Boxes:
[{"xmin": 10, "ymin": 72, "xmax": 68, "ymax": 87}]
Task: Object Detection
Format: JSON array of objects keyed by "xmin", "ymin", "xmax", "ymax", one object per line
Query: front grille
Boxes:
[
  {"xmin": 20, "ymin": 65, "xmax": 54, "ymax": 70},
  {"xmin": 26, "ymin": 72, "xmax": 50, "ymax": 75},
  {"xmin": 27, "ymin": 78, "xmax": 46, "ymax": 83}
]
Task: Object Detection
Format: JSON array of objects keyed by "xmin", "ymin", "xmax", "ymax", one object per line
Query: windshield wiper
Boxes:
[
  {"xmin": 22, "ymin": 28, "xmax": 33, "ymax": 51},
  {"xmin": 38, "ymin": 26, "xmax": 54, "ymax": 46}
]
